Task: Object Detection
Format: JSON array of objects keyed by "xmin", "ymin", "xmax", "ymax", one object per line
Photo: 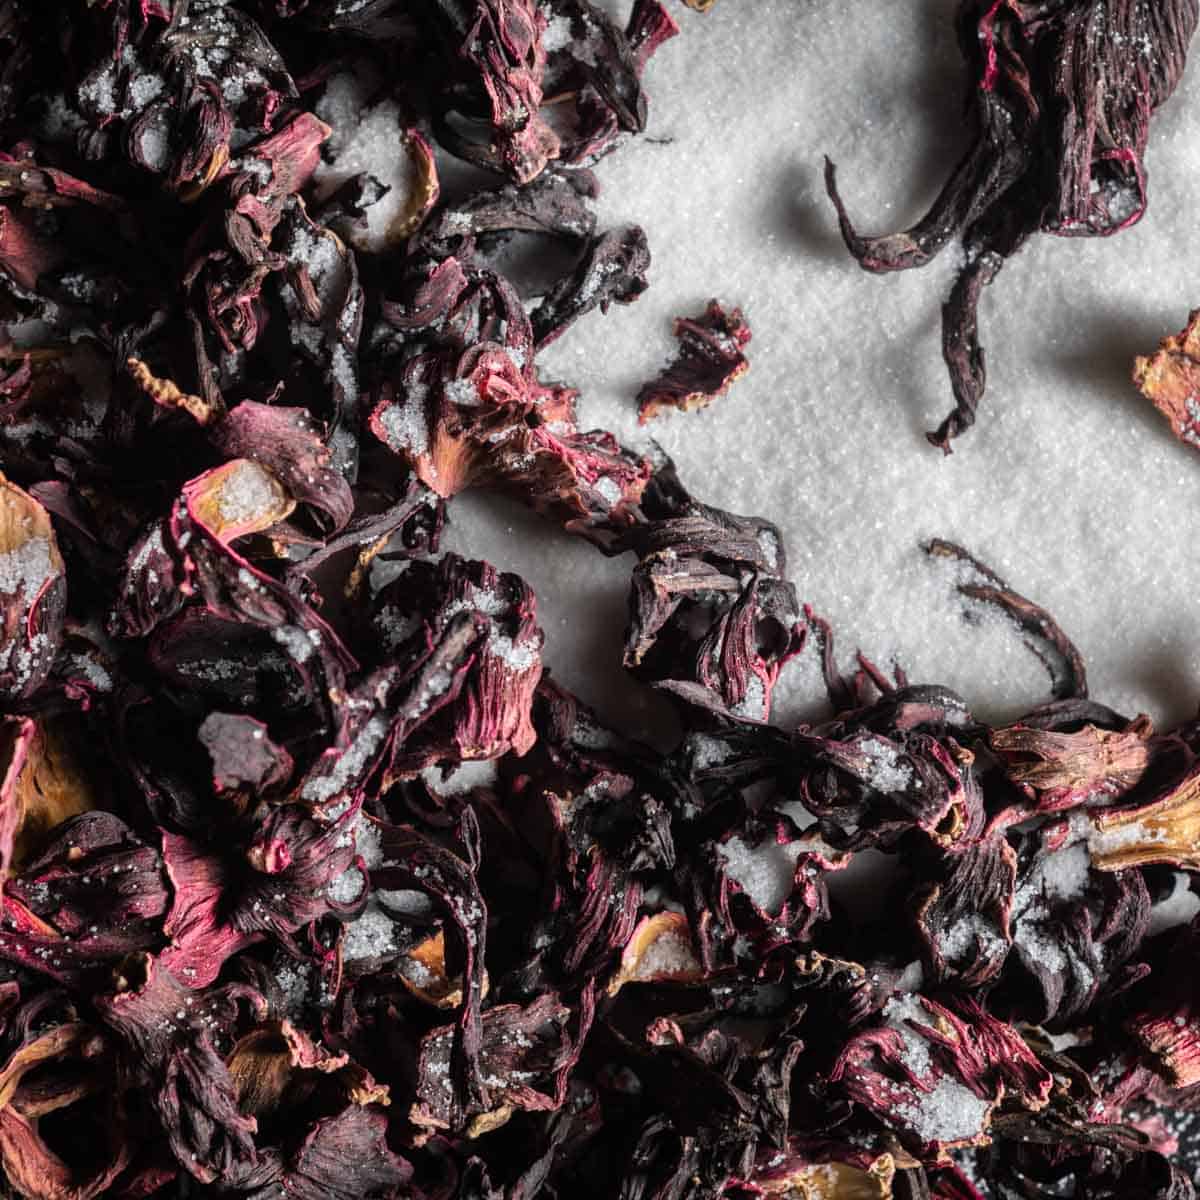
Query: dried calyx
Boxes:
[{"xmin": 826, "ymin": 0, "xmax": 1199, "ymax": 452}]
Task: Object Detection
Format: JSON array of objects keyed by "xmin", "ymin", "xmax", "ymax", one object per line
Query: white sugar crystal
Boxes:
[
  {"xmin": 858, "ymin": 737, "xmax": 913, "ymax": 792},
  {"xmin": 377, "ymin": 888, "xmax": 434, "ymax": 917},
  {"xmin": 218, "ymin": 461, "xmax": 279, "ymax": 524},
  {"xmin": 1014, "ymin": 924, "xmax": 1066, "ymax": 974},
  {"xmin": 689, "ymin": 734, "xmax": 732, "ymax": 770},
  {"xmin": 138, "ymin": 120, "xmax": 170, "ymax": 170},
  {"xmin": 314, "ymin": 73, "xmax": 424, "ymax": 252},
  {"xmin": 78, "ymin": 63, "xmax": 117, "ymax": 115},
  {"xmin": 288, "ymin": 224, "xmax": 341, "ymax": 302},
  {"xmin": 271, "ymin": 624, "xmax": 316, "ymax": 664},
  {"xmin": 757, "ymin": 528, "xmax": 781, "ymax": 569},
  {"xmin": 717, "ymin": 835, "xmax": 801, "ymax": 914},
  {"xmin": 883, "ymin": 993, "xmax": 933, "ymax": 1076},
  {"xmin": 594, "ymin": 476, "xmax": 623, "ymax": 505},
  {"xmin": 274, "ymin": 961, "xmax": 313, "ymax": 1018},
  {"xmin": 487, "ymin": 633, "xmax": 539, "ymax": 672},
  {"xmin": 342, "ymin": 905, "xmax": 396, "ymax": 961},
  {"xmin": 376, "ymin": 605, "xmax": 422, "ymax": 649},
  {"xmin": 0, "ymin": 536, "xmax": 54, "ymax": 597},
  {"xmin": 421, "ymin": 759, "xmax": 498, "ymax": 796},
  {"xmin": 70, "ymin": 655, "xmax": 113, "ymax": 691},
  {"xmin": 1035, "ymin": 840, "xmax": 1092, "ymax": 900},
  {"xmin": 354, "ymin": 814, "xmax": 385, "ymax": 869},
  {"xmin": 445, "ymin": 379, "xmax": 479, "ymax": 405},
  {"xmin": 400, "ymin": 956, "xmax": 432, "ymax": 985},
  {"xmin": 303, "ymin": 715, "xmax": 388, "ymax": 802},
  {"xmin": 730, "ymin": 675, "xmax": 766, "ymax": 720},
  {"xmin": 378, "ymin": 393, "xmax": 428, "ymax": 457},
  {"xmin": 327, "ymin": 865, "xmax": 365, "ymax": 904},
  {"xmin": 1015, "ymin": 829, "xmax": 1091, "ymax": 910},
  {"xmin": 633, "ymin": 931, "xmax": 699, "ymax": 979},
  {"xmin": 894, "ymin": 1075, "xmax": 991, "ymax": 1145},
  {"xmin": 413, "ymin": 668, "xmax": 454, "ymax": 715},
  {"xmin": 940, "ymin": 914, "xmax": 1004, "ymax": 962},
  {"xmin": 128, "ymin": 73, "xmax": 164, "ymax": 109},
  {"xmin": 331, "ymin": 344, "xmax": 357, "ymax": 401},
  {"xmin": 36, "ymin": 94, "xmax": 85, "ymax": 140},
  {"xmin": 541, "ymin": 12, "xmax": 575, "ymax": 54}
]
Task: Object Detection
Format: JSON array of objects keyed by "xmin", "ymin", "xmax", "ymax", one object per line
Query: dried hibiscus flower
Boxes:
[
  {"xmin": 0, "ymin": 2, "xmax": 1194, "ymax": 1196},
  {"xmin": 826, "ymin": 0, "xmax": 1199, "ymax": 451}
]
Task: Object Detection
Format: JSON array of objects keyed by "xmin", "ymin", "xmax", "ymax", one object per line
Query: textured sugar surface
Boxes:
[
  {"xmin": 218, "ymin": 461, "xmax": 279, "ymax": 524},
  {"xmin": 633, "ymin": 930, "xmax": 699, "ymax": 979},
  {"xmin": 445, "ymin": 0, "xmax": 1200, "ymax": 744},
  {"xmin": 314, "ymin": 73, "xmax": 421, "ymax": 251}
]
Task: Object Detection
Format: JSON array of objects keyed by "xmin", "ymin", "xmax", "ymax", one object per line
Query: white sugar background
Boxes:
[{"xmin": 445, "ymin": 0, "xmax": 1200, "ymax": 746}]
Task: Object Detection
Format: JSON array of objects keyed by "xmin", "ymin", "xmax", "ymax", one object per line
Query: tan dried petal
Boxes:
[
  {"xmin": 760, "ymin": 1160, "xmax": 894, "ymax": 1199},
  {"xmin": 0, "ymin": 1025, "xmax": 94, "ymax": 1112},
  {"xmin": 1134, "ymin": 309, "xmax": 1200, "ymax": 450},
  {"xmin": 607, "ymin": 911, "xmax": 703, "ymax": 996},
  {"xmin": 227, "ymin": 1021, "xmax": 387, "ymax": 1119},
  {"xmin": 0, "ymin": 718, "xmax": 95, "ymax": 880},
  {"xmin": 126, "ymin": 357, "xmax": 224, "ymax": 425},
  {"xmin": 464, "ymin": 1104, "xmax": 514, "ymax": 1138},
  {"xmin": 1088, "ymin": 762, "xmax": 1200, "ymax": 871},
  {"xmin": 178, "ymin": 142, "xmax": 231, "ymax": 203}
]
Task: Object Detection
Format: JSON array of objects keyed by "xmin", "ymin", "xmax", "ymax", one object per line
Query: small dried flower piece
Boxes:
[
  {"xmin": 637, "ymin": 299, "xmax": 751, "ymax": 423},
  {"xmin": 989, "ymin": 717, "xmax": 1152, "ymax": 811},
  {"xmin": 619, "ymin": 460, "xmax": 804, "ymax": 719},
  {"xmin": 1133, "ymin": 308, "xmax": 1200, "ymax": 450},
  {"xmin": 826, "ymin": 0, "xmax": 1200, "ymax": 450}
]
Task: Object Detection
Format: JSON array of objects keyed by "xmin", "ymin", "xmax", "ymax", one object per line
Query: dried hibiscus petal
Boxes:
[
  {"xmin": 0, "ymin": 717, "xmax": 94, "ymax": 881},
  {"xmin": 831, "ymin": 992, "xmax": 1051, "ymax": 1155},
  {"xmin": 637, "ymin": 299, "xmax": 751, "ymax": 423}
]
